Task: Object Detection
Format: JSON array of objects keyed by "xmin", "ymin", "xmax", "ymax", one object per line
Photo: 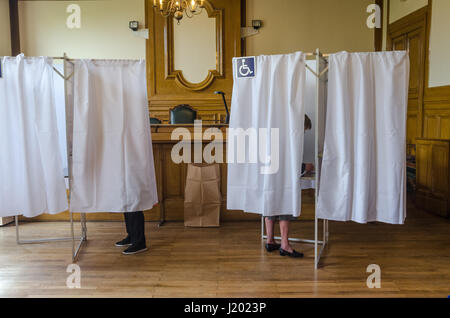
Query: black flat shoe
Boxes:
[
  {"xmin": 265, "ymin": 243, "xmax": 281, "ymax": 252},
  {"xmin": 122, "ymin": 244, "xmax": 148, "ymax": 255},
  {"xmin": 279, "ymin": 248, "xmax": 304, "ymax": 258},
  {"xmin": 115, "ymin": 236, "xmax": 132, "ymax": 247}
]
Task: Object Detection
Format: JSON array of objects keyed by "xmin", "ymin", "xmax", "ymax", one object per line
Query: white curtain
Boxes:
[
  {"xmin": 69, "ymin": 60, "xmax": 158, "ymax": 213},
  {"xmin": 52, "ymin": 63, "xmax": 69, "ymax": 179},
  {"xmin": 227, "ymin": 52, "xmax": 306, "ymax": 217},
  {"xmin": 0, "ymin": 55, "xmax": 68, "ymax": 218},
  {"xmin": 318, "ymin": 51, "xmax": 410, "ymax": 224},
  {"xmin": 303, "ymin": 60, "xmax": 317, "ymax": 164}
]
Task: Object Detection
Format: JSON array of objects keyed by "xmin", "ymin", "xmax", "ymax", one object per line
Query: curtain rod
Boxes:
[
  {"xmin": 51, "ymin": 56, "xmax": 74, "ymax": 62},
  {"xmin": 50, "ymin": 53, "xmax": 329, "ymax": 79},
  {"xmin": 305, "ymin": 52, "xmax": 330, "ymax": 57},
  {"xmin": 52, "ymin": 54, "xmax": 330, "ymax": 60}
]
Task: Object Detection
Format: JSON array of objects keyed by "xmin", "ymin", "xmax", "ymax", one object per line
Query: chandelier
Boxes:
[{"xmin": 153, "ymin": 0, "xmax": 205, "ymax": 23}]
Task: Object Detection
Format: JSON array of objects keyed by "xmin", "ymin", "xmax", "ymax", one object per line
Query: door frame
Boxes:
[{"xmin": 387, "ymin": 6, "xmax": 428, "ymax": 142}]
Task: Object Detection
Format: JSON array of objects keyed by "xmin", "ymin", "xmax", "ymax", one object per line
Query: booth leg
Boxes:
[
  {"xmin": 158, "ymin": 203, "xmax": 166, "ymax": 227},
  {"xmin": 15, "ymin": 216, "xmax": 75, "ymax": 245}
]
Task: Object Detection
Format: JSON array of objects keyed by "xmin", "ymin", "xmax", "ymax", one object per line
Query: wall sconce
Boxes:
[
  {"xmin": 129, "ymin": 21, "xmax": 139, "ymax": 31},
  {"xmin": 241, "ymin": 20, "xmax": 263, "ymax": 38},
  {"xmin": 252, "ymin": 20, "xmax": 262, "ymax": 30},
  {"xmin": 129, "ymin": 20, "xmax": 149, "ymax": 39}
]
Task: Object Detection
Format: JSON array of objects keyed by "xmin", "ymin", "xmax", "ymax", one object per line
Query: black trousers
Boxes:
[{"xmin": 124, "ymin": 211, "xmax": 146, "ymax": 246}]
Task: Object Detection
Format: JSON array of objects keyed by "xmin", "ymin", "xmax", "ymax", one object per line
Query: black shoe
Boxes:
[
  {"xmin": 115, "ymin": 236, "xmax": 132, "ymax": 247},
  {"xmin": 279, "ymin": 248, "xmax": 304, "ymax": 258},
  {"xmin": 122, "ymin": 244, "xmax": 148, "ymax": 255},
  {"xmin": 265, "ymin": 243, "xmax": 281, "ymax": 252}
]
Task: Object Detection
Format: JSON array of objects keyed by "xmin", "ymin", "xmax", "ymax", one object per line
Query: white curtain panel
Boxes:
[
  {"xmin": 52, "ymin": 63, "xmax": 68, "ymax": 178},
  {"xmin": 303, "ymin": 60, "xmax": 317, "ymax": 164},
  {"xmin": 227, "ymin": 52, "xmax": 306, "ymax": 217},
  {"xmin": 0, "ymin": 55, "xmax": 68, "ymax": 217},
  {"xmin": 318, "ymin": 51, "xmax": 410, "ymax": 224},
  {"xmin": 70, "ymin": 60, "xmax": 158, "ymax": 213}
]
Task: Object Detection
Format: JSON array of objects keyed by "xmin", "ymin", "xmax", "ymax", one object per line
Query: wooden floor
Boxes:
[{"xmin": 0, "ymin": 201, "xmax": 449, "ymax": 298}]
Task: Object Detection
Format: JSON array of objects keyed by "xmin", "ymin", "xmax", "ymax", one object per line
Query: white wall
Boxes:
[
  {"xmin": 428, "ymin": 0, "xmax": 450, "ymax": 87},
  {"xmin": 389, "ymin": 0, "xmax": 428, "ymax": 23},
  {"xmin": 0, "ymin": 0, "xmax": 11, "ymax": 56},
  {"xmin": 245, "ymin": 0, "xmax": 375, "ymax": 56},
  {"xmin": 18, "ymin": 0, "xmax": 146, "ymax": 59}
]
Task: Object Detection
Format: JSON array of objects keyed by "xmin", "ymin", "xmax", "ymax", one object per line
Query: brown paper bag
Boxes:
[{"xmin": 184, "ymin": 163, "xmax": 221, "ymax": 227}]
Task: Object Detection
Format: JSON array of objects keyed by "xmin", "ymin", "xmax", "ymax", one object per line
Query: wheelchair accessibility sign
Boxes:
[{"xmin": 236, "ymin": 57, "xmax": 256, "ymax": 79}]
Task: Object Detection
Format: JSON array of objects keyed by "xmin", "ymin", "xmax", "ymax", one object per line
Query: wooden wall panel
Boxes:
[
  {"xmin": 416, "ymin": 139, "xmax": 450, "ymax": 218},
  {"xmin": 391, "ymin": 34, "xmax": 406, "ymax": 51},
  {"xmin": 388, "ymin": 6, "xmax": 427, "ymax": 150},
  {"xmin": 431, "ymin": 143, "xmax": 449, "ymax": 198},
  {"xmin": 407, "ymin": 28, "xmax": 426, "ymax": 100},
  {"xmin": 424, "ymin": 112, "xmax": 441, "ymax": 139},
  {"xmin": 9, "ymin": 0, "xmax": 20, "ymax": 55},
  {"xmin": 423, "ymin": 109, "xmax": 450, "ymax": 140},
  {"xmin": 407, "ymin": 112, "xmax": 418, "ymax": 150},
  {"xmin": 416, "ymin": 142, "xmax": 432, "ymax": 193},
  {"xmin": 374, "ymin": 0, "xmax": 384, "ymax": 51},
  {"xmin": 441, "ymin": 118, "xmax": 450, "ymax": 139}
]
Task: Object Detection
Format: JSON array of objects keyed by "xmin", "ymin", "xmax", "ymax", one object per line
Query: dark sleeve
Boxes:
[{"xmin": 301, "ymin": 163, "xmax": 306, "ymax": 174}]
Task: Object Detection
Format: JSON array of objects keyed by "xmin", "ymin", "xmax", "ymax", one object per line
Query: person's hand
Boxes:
[{"xmin": 304, "ymin": 163, "xmax": 314, "ymax": 173}]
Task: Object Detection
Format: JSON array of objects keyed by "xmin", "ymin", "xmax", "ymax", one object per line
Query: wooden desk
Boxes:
[
  {"xmin": 151, "ymin": 123, "xmax": 228, "ymax": 143},
  {"xmin": 149, "ymin": 124, "xmax": 261, "ymax": 223}
]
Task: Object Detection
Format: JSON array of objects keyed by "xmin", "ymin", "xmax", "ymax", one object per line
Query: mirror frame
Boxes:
[{"xmin": 164, "ymin": 0, "xmax": 224, "ymax": 91}]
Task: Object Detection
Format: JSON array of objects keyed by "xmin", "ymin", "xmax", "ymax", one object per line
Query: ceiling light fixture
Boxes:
[{"xmin": 153, "ymin": 0, "xmax": 205, "ymax": 23}]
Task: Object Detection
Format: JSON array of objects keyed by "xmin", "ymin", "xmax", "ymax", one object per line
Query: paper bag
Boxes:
[{"xmin": 184, "ymin": 164, "xmax": 221, "ymax": 227}]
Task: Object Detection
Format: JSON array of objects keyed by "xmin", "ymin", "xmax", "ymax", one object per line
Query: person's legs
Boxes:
[
  {"xmin": 264, "ymin": 216, "xmax": 281, "ymax": 252},
  {"xmin": 124, "ymin": 212, "xmax": 132, "ymax": 238},
  {"xmin": 115, "ymin": 213, "xmax": 133, "ymax": 247},
  {"xmin": 264, "ymin": 217, "xmax": 276, "ymax": 244},
  {"xmin": 127, "ymin": 211, "xmax": 146, "ymax": 247},
  {"xmin": 279, "ymin": 217, "xmax": 303, "ymax": 258},
  {"xmin": 121, "ymin": 211, "xmax": 147, "ymax": 254},
  {"xmin": 279, "ymin": 220, "xmax": 293, "ymax": 253}
]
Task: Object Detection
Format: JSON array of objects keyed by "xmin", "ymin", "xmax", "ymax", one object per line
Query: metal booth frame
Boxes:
[
  {"xmin": 260, "ymin": 49, "xmax": 330, "ymax": 270},
  {"xmin": 14, "ymin": 54, "xmax": 87, "ymax": 263}
]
